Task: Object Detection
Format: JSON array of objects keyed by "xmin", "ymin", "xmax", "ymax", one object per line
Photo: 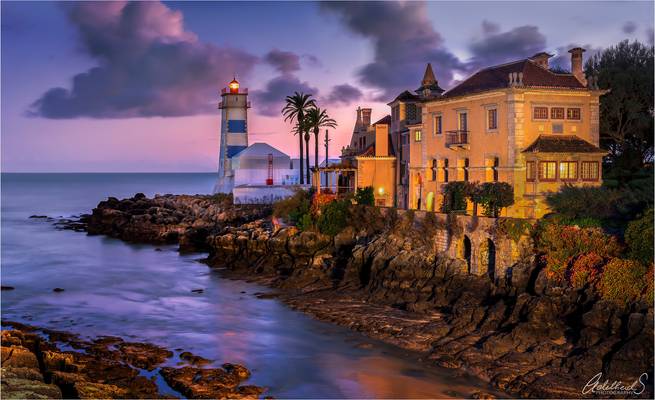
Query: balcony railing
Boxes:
[{"xmin": 446, "ymin": 130, "xmax": 470, "ymax": 148}]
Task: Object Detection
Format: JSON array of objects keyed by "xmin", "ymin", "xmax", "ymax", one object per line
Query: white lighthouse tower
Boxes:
[{"xmin": 213, "ymin": 78, "xmax": 250, "ymax": 193}]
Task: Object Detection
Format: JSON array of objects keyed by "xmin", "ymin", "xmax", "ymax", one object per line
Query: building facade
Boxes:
[
  {"xmin": 338, "ymin": 109, "xmax": 396, "ymax": 206},
  {"xmin": 395, "ymin": 48, "xmax": 606, "ymax": 218}
]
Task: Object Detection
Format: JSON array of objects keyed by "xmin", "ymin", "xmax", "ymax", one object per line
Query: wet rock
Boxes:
[
  {"xmin": 1, "ymin": 367, "xmax": 62, "ymax": 399},
  {"xmin": 52, "ymin": 288, "xmax": 65, "ymax": 293},
  {"xmin": 29, "ymin": 215, "xmax": 48, "ymax": 219},
  {"xmin": 191, "ymin": 288, "xmax": 204, "ymax": 294},
  {"xmin": 160, "ymin": 364, "xmax": 263, "ymax": 399},
  {"xmin": 179, "ymin": 351, "xmax": 212, "ymax": 366},
  {"xmin": 2, "ymin": 286, "xmax": 15, "ymax": 290}
]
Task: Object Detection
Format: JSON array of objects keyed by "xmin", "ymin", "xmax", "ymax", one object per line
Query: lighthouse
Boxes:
[{"xmin": 213, "ymin": 78, "xmax": 250, "ymax": 193}]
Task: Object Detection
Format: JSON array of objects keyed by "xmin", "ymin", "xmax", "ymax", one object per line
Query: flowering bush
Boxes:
[
  {"xmin": 536, "ymin": 222, "xmax": 622, "ymax": 283},
  {"xmin": 599, "ymin": 258, "xmax": 648, "ymax": 304},
  {"xmin": 569, "ymin": 253, "xmax": 605, "ymax": 289}
]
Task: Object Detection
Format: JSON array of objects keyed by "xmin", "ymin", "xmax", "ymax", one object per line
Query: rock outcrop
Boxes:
[
  {"xmin": 1, "ymin": 322, "xmax": 263, "ymax": 399},
  {"xmin": 77, "ymin": 194, "xmax": 654, "ymax": 398}
]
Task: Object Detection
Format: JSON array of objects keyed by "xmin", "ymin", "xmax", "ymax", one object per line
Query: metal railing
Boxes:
[{"xmin": 445, "ymin": 130, "xmax": 469, "ymax": 146}]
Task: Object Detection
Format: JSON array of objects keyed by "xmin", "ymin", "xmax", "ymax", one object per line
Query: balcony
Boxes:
[{"xmin": 446, "ymin": 130, "xmax": 470, "ymax": 150}]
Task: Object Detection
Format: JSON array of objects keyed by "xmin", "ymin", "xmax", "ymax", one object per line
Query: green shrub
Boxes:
[
  {"xmin": 496, "ymin": 218, "xmax": 533, "ymax": 242},
  {"xmin": 536, "ymin": 222, "xmax": 623, "ymax": 283},
  {"xmin": 298, "ymin": 213, "xmax": 315, "ymax": 232},
  {"xmin": 624, "ymin": 208, "xmax": 654, "ymax": 265},
  {"xmin": 569, "ymin": 253, "xmax": 605, "ymax": 289},
  {"xmin": 354, "ymin": 186, "xmax": 375, "ymax": 206},
  {"xmin": 273, "ymin": 190, "xmax": 311, "ymax": 223},
  {"xmin": 545, "ymin": 185, "xmax": 652, "ymax": 227},
  {"xmin": 599, "ymin": 258, "xmax": 648, "ymax": 304},
  {"xmin": 441, "ymin": 182, "xmax": 472, "ymax": 213},
  {"xmin": 316, "ymin": 199, "xmax": 350, "ymax": 236},
  {"xmin": 475, "ymin": 182, "xmax": 514, "ymax": 217}
]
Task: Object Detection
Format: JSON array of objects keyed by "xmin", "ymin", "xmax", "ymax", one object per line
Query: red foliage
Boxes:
[{"xmin": 569, "ymin": 252, "xmax": 605, "ymax": 289}]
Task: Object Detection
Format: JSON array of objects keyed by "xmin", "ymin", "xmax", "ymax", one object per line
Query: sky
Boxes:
[{"xmin": 2, "ymin": 0, "xmax": 653, "ymax": 172}]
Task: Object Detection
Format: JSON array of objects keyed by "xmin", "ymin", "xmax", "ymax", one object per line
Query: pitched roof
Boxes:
[
  {"xmin": 232, "ymin": 142, "xmax": 289, "ymax": 159},
  {"xmin": 522, "ymin": 135, "xmax": 606, "ymax": 154},
  {"xmin": 389, "ymin": 90, "xmax": 419, "ymax": 103},
  {"xmin": 444, "ymin": 59, "xmax": 585, "ymax": 98},
  {"xmin": 373, "ymin": 115, "xmax": 391, "ymax": 125},
  {"xmin": 416, "ymin": 63, "xmax": 445, "ymax": 95}
]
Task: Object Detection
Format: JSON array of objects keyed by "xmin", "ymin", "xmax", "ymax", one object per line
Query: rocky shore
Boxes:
[
  {"xmin": 67, "ymin": 194, "xmax": 654, "ymax": 398},
  {"xmin": 1, "ymin": 321, "xmax": 264, "ymax": 399}
]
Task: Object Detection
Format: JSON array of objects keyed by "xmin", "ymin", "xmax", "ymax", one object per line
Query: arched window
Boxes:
[
  {"xmin": 431, "ymin": 159, "xmax": 437, "ymax": 181},
  {"xmin": 443, "ymin": 159, "xmax": 449, "ymax": 182}
]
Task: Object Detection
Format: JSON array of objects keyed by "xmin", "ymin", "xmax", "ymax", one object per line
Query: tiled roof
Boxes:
[
  {"xmin": 522, "ymin": 135, "xmax": 606, "ymax": 154},
  {"xmin": 444, "ymin": 59, "xmax": 585, "ymax": 98},
  {"xmin": 390, "ymin": 90, "xmax": 419, "ymax": 103}
]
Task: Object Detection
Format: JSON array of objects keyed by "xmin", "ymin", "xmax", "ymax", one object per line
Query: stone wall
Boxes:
[{"xmin": 380, "ymin": 207, "xmax": 534, "ymax": 281}]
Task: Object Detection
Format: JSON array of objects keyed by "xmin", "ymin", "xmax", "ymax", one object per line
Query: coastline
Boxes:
[{"xmin": 57, "ymin": 193, "xmax": 655, "ymax": 398}]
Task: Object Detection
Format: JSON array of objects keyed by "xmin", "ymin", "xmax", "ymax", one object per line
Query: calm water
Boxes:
[{"xmin": 1, "ymin": 173, "xmax": 496, "ymax": 398}]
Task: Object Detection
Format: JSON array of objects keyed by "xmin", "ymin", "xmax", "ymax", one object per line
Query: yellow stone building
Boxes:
[
  {"xmin": 325, "ymin": 108, "xmax": 396, "ymax": 206},
  {"xmin": 395, "ymin": 48, "xmax": 606, "ymax": 218}
]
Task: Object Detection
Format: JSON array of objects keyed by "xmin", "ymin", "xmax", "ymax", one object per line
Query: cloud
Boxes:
[
  {"xmin": 263, "ymin": 49, "xmax": 300, "ymax": 74},
  {"xmin": 302, "ymin": 54, "xmax": 322, "ymax": 68},
  {"xmin": 468, "ymin": 23, "xmax": 547, "ymax": 69},
  {"xmin": 29, "ymin": 1, "xmax": 258, "ymax": 119},
  {"xmin": 251, "ymin": 74, "xmax": 318, "ymax": 117},
  {"xmin": 324, "ymin": 83, "xmax": 363, "ymax": 105},
  {"xmin": 646, "ymin": 28, "xmax": 654, "ymax": 46},
  {"xmin": 320, "ymin": 1, "xmax": 465, "ymax": 100},
  {"xmin": 622, "ymin": 21, "xmax": 637, "ymax": 34}
]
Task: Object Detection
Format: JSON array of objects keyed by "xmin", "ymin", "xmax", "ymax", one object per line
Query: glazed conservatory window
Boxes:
[
  {"xmin": 539, "ymin": 161, "xmax": 557, "ymax": 181},
  {"xmin": 581, "ymin": 161, "xmax": 599, "ymax": 181},
  {"xmin": 567, "ymin": 108, "xmax": 581, "ymax": 120},
  {"xmin": 559, "ymin": 161, "xmax": 578, "ymax": 181}
]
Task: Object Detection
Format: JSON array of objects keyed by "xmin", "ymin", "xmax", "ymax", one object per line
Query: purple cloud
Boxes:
[
  {"xmin": 622, "ymin": 21, "xmax": 637, "ymax": 34},
  {"xmin": 324, "ymin": 83, "xmax": 363, "ymax": 105},
  {"xmin": 29, "ymin": 1, "xmax": 258, "ymax": 118},
  {"xmin": 468, "ymin": 23, "xmax": 547, "ymax": 69},
  {"xmin": 264, "ymin": 49, "xmax": 301, "ymax": 74},
  {"xmin": 320, "ymin": 1, "xmax": 465, "ymax": 100},
  {"xmin": 252, "ymin": 74, "xmax": 318, "ymax": 117}
]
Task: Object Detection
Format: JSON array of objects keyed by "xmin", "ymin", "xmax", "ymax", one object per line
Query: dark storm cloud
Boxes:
[
  {"xmin": 263, "ymin": 49, "xmax": 301, "ymax": 74},
  {"xmin": 325, "ymin": 83, "xmax": 363, "ymax": 105},
  {"xmin": 320, "ymin": 1, "xmax": 466, "ymax": 100},
  {"xmin": 468, "ymin": 24, "xmax": 547, "ymax": 69},
  {"xmin": 252, "ymin": 74, "xmax": 318, "ymax": 117},
  {"xmin": 29, "ymin": 1, "xmax": 258, "ymax": 119},
  {"xmin": 622, "ymin": 21, "xmax": 638, "ymax": 34}
]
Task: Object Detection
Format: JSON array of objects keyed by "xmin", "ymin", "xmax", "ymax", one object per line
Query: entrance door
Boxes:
[{"xmin": 464, "ymin": 235, "xmax": 472, "ymax": 274}]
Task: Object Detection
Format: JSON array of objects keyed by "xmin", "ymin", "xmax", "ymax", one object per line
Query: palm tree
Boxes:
[
  {"xmin": 282, "ymin": 92, "xmax": 315, "ymax": 184},
  {"xmin": 305, "ymin": 106, "xmax": 337, "ymax": 177}
]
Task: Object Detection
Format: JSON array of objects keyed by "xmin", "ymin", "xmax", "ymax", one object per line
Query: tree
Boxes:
[
  {"xmin": 476, "ymin": 182, "xmax": 514, "ymax": 217},
  {"xmin": 282, "ymin": 92, "xmax": 316, "ymax": 184},
  {"xmin": 585, "ymin": 40, "xmax": 654, "ymax": 170},
  {"xmin": 441, "ymin": 182, "xmax": 473, "ymax": 213},
  {"xmin": 305, "ymin": 106, "xmax": 337, "ymax": 177},
  {"xmin": 354, "ymin": 186, "xmax": 375, "ymax": 206}
]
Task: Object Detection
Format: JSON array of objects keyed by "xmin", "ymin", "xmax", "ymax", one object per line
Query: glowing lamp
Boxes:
[
  {"xmin": 229, "ymin": 78, "xmax": 239, "ymax": 93},
  {"xmin": 378, "ymin": 187, "xmax": 385, "ymax": 195}
]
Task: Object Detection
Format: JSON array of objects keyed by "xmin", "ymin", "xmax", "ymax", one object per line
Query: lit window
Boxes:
[
  {"xmin": 581, "ymin": 161, "xmax": 599, "ymax": 181},
  {"xmin": 487, "ymin": 109, "xmax": 498, "ymax": 130},
  {"xmin": 434, "ymin": 115, "xmax": 442, "ymax": 135},
  {"xmin": 559, "ymin": 161, "xmax": 578, "ymax": 181},
  {"xmin": 534, "ymin": 107, "xmax": 548, "ymax": 120},
  {"xmin": 567, "ymin": 108, "xmax": 581, "ymax": 120},
  {"xmin": 415, "ymin": 130, "xmax": 422, "ymax": 142},
  {"xmin": 526, "ymin": 161, "xmax": 536, "ymax": 182},
  {"xmin": 539, "ymin": 161, "xmax": 557, "ymax": 180},
  {"xmin": 550, "ymin": 107, "xmax": 564, "ymax": 119}
]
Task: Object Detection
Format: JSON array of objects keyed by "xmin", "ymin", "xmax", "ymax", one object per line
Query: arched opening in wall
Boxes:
[
  {"xmin": 463, "ymin": 235, "xmax": 472, "ymax": 274},
  {"xmin": 426, "ymin": 192, "xmax": 435, "ymax": 212},
  {"xmin": 487, "ymin": 239, "xmax": 496, "ymax": 280}
]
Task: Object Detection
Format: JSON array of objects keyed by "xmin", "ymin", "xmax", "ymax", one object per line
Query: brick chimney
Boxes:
[
  {"xmin": 361, "ymin": 108, "xmax": 372, "ymax": 127},
  {"xmin": 530, "ymin": 52, "xmax": 552, "ymax": 69},
  {"xmin": 568, "ymin": 47, "xmax": 587, "ymax": 85}
]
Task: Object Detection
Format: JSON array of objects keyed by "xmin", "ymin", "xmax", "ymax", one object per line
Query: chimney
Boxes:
[
  {"xmin": 354, "ymin": 107, "xmax": 363, "ymax": 132},
  {"xmin": 361, "ymin": 108, "xmax": 372, "ymax": 127},
  {"xmin": 529, "ymin": 52, "xmax": 552, "ymax": 69},
  {"xmin": 568, "ymin": 47, "xmax": 587, "ymax": 85}
]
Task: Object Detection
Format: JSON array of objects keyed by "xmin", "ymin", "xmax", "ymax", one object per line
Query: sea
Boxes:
[{"xmin": 1, "ymin": 173, "xmax": 496, "ymax": 398}]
